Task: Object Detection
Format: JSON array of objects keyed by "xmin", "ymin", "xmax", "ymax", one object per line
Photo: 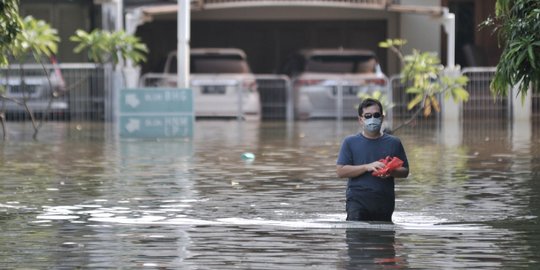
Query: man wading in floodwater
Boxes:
[{"xmin": 336, "ymin": 98, "xmax": 409, "ymax": 222}]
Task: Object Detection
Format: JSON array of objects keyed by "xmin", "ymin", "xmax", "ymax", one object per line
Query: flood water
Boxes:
[{"xmin": 1, "ymin": 119, "xmax": 539, "ymax": 269}]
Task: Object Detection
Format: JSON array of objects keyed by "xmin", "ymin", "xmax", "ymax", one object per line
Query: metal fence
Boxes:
[
  {"xmin": 388, "ymin": 67, "xmax": 537, "ymax": 127},
  {"xmin": 139, "ymin": 73, "xmax": 293, "ymax": 120},
  {"xmin": 388, "ymin": 75, "xmax": 440, "ymax": 131},
  {"xmin": 460, "ymin": 67, "xmax": 511, "ymax": 140},
  {"xmin": 255, "ymin": 75, "xmax": 293, "ymax": 121},
  {"xmin": 461, "ymin": 67, "xmax": 508, "ymax": 119},
  {"xmin": 1, "ymin": 63, "xmax": 106, "ymax": 122},
  {"xmin": 2, "ymin": 65, "xmax": 539, "ymax": 125}
]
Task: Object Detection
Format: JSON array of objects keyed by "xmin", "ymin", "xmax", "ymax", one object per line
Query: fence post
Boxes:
[
  {"xmin": 104, "ymin": 64, "xmax": 120, "ymax": 122},
  {"xmin": 336, "ymin": 82, "xmax": 343, "ymax": 121},
  {"xmin": 286, "ymin": 77, "xmax": 294, "ymax": 122},
  {"xmin": 237, "ymin": 81, "xmax": 244, "ymax": 121},
  {"xmin": 385, "ymin": 78, "xmax": 393, "ymax": 130}
]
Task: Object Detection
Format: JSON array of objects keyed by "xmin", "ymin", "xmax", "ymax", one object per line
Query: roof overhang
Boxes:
[{"xmin": 132, "ymin": 1, "xmax": 445, "ymax": 22}]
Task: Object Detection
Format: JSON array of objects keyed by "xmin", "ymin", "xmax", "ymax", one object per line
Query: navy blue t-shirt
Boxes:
[{"xmin": 336, "ymin": 133, "xmax": 409, "ymax": 196}]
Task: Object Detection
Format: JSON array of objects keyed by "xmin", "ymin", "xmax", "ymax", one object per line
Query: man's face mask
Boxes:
[{"xmin": 362, "ymin": 112, "xmax": 382, "ymax": 132}]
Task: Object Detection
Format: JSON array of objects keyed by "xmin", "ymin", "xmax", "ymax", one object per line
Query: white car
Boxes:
[
  {"xmin": 159, "ymin": 48, "xmax": 260, "ymax": 119},
  {"xmin": 282, "ymin": 49, "xmax": 389, "ymax": 119}
]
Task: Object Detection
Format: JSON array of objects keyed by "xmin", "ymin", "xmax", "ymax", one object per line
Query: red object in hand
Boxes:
[{"xmin": 372, "ymin": 156, "xmax": 403, "ymax": 177}]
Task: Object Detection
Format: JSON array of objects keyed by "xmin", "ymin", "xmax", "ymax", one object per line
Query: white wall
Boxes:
[{"xmin": 399, "ymin": 0, "xmax": 442, "ymax": 57}]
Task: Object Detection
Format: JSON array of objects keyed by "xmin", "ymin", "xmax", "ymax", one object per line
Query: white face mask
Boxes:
[{"xmin": 364, "ymin": 117, "xmax": 382, "ymax": 133}]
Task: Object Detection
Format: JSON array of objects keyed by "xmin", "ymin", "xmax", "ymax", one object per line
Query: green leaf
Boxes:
[
  {"xmin": 430, "ymin": 96, "xmax": 441, "ymax": 112},
  {"xmin": 378, "ymin": 41, "xmax": 389, "ymax": 48},
  {"xmin": 407, "ymin": 94, "xmax": 423, "ymax": 110},
  {"xmin": 70, "ymin": 28, "xmax": 148, "ymax": 66},
  {"xmin": 405, "ymin": 87, "xmax": 422, "ymax": 94},
  {"xmin": 528, "ymin": 45, "xmax": 537, "ymax": 69},
  {"xmin": 451, "ymin": 87, "xmax": 470, "ymax": 102},
  {"xmin": 423, "ymin": 96, "xmax": 432, "ymax": 116}
]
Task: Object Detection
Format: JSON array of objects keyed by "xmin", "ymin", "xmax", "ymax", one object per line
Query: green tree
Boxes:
[
  {"xmin": 70, "ymin": 29, "xmax": 148, "ymax": 95},
  {"xmin": 70, "ymin": 29, "xmax": 148, "ymax": 68},
  {"xmin": 0, "ymin": 0, "xmax": 23, "ymax": 138},
  {"xmin": 375, "ymin": 39, "xmax": 469, "ymax": 133},
  {"xmin": 0, "ymin": 0, "xmax": 23, "ymax": 67},
  {"xmin": 12, "ymin": 16, "xmax": 59, "ymax": 62},
  {"xmin": 486, "ymin": 0, "xmax": 540, "ymax": 99},
  {"xmin": 1, "ymin": 15, "xmax": 60, "ymax": 140}
]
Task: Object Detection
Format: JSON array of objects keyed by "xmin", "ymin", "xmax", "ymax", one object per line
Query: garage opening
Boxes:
[{"xmin": 137, "ymin": 20, "xmax": 388, "ymax": 75}]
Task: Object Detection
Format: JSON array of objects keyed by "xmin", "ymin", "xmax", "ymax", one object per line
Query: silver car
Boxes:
[
  {"xmin": 282, "ymin": 49, "xmax": 389, "ymax": 119},
  {"xmin": 1, "ymin": 73, "xmax": 68, "ymax": 118}
]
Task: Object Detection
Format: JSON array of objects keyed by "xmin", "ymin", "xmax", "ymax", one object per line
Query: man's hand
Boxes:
[
  {"xmin": 336, "ymin": 161, "xmax": 385, "ymax": 178},
  {"xmin": 372, "ymin": 156, "xmax": 405, "ymax": 178},
  {"xmin": 366, "ymin": 160, "xmax": 386, "ymax": 173}
]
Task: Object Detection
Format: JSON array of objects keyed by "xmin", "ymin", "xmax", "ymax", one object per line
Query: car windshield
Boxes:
[
  {"xmin": 167, "ymin": 54, "xmax": 250, "ymax": 74},
  {"xmin": 305, "ymin": 55, "xmax": 376, "ymax": 73},
  {"xmin": 191, "ymin": 54, "xmax": 250, "ymax": 74}
]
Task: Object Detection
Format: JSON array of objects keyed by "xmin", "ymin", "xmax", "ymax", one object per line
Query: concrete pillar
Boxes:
[
  {"xmin": 511, "ymin": 88, "xmax": 531, "ymax": 176},
  {"xmin": 440, "ymin": 106, "xmax": 462, "ymax": 146},
  {"xmin": 177, "ymin": 0, "xmax": 191, "ymax": 89},
  {"xmin": 440, "ymin": 67, "xmax": 462, "ymax": 146},
  {"xmin": 124, "ymin": 9, "xmax": 146, "ymax": 88},
  {"xmin": 511, "ymin": 84, "xmax": 532, "ymax": 121}
]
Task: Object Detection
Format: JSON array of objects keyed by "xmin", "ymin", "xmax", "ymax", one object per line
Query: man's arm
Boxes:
[
  {"xmin": 389, "ymin": 167, "xmax": 409, "ymax": 178},
  {"xmin": 336, "ymin": 161, "xmax": 386, "ymax": 178}
]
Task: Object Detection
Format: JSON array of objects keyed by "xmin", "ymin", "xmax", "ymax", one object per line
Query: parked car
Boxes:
[
  {"xmin": 0, "ymin": 72, "xmax": 68, "ymax": 119},
  {"xmin": 157, "ymin": 48, "xmax": 260, "ymax": 119},
  {"xmin": 281, "ymin": 48, "xmax": 388, "ymax": 119}
]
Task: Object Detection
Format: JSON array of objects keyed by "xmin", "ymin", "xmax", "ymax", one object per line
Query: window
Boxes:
[
  {"xmin": 191, "ymin": 55, "xmax": 250, "ymax": 74},
  {"xmin": 305, "ymin": 55, "xmax": 376, "ymax": 73}
]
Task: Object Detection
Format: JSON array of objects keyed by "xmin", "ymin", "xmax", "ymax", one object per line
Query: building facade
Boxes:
[{"xmin": 19, "ymin": 0, "xmax": 500, "ymax": 76}]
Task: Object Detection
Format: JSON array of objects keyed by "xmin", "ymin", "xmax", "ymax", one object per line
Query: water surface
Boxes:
[{"xmin": 0, "ymin": 120, "xmax": 539, "ymax": 269}]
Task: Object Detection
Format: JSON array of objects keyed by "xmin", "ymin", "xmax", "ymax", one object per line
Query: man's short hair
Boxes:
[{"xmin": 358, "ymin": 98, "xmax": 384, "ymax": 116}]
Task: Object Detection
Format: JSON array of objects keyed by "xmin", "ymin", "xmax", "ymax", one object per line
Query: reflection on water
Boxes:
[
  {"xmin": 346, "ymin": 228, "xmax": 402, "ymax": 269},
  {"xmin": 0, "ymin": 120, "xmax": 539, "ymax": 269}
]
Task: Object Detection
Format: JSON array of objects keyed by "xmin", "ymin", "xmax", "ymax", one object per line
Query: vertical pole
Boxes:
[
  {"xmin": 440, "ymin": 9, "xmax": 460, "ymax": 145},
  {"xmin": 385, "ymin": 78, "xmax": 393, "ymax": 131},
  {"xmin": 177, "ymin": 0, "xmax": 190, "ymax": 88},
  {"xmin": 237, "ymin": 82, "xmax": 244, "ymax": 121},
  {"xmin": 124, "ymin": 9, "xmax": 144, "ymax": 88},
  {"xmin": 286, "ymin": 77, "xmax": 294, "ymax": 122},
  {"xmin": 116, "ymin": 0, "xmax": 123, "ymax": 31},
  {"xmin": 336, "ymin": 82, "xmax": 343, "ymax": 121},
  {"xmin": 441, "ymin": 9, "xmax": 455, "ymax": 68}
]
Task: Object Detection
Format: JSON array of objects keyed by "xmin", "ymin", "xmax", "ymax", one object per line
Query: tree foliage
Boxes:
[
  {"xmin": 358, "ymin": 90, "xmax": 395, "ymax": 114},
  {"xmin": 1, "ymin": 16, "xmax": 61, "ymax": 140},
  {"xmin": 13, "ymin": 16, "xmax": 60, "ymax": 61},
  {"xmin": 70, "ymin": 29, "xmax": 148, "ymax": 67},
  {"xmin": 400, "ymin": 50, "xmax": 469, "ymax": 116},
  {"xmin": 380, "ymin": 39, "xmax": 469, "ymax": 115},
  {"xmin": 0, "ymin": 0, "xmax": 23, "ymax": 66},
  {"xmin": 486, "ymin": 0, "xmax": 540, "ymax": 98},
  {"xmin": 377, "ymin": 39, "xmax": 469, "ymax": 132},
  {"xmin": 0, "ymin": 2, "xmax": 148, "ymax": 140}
]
